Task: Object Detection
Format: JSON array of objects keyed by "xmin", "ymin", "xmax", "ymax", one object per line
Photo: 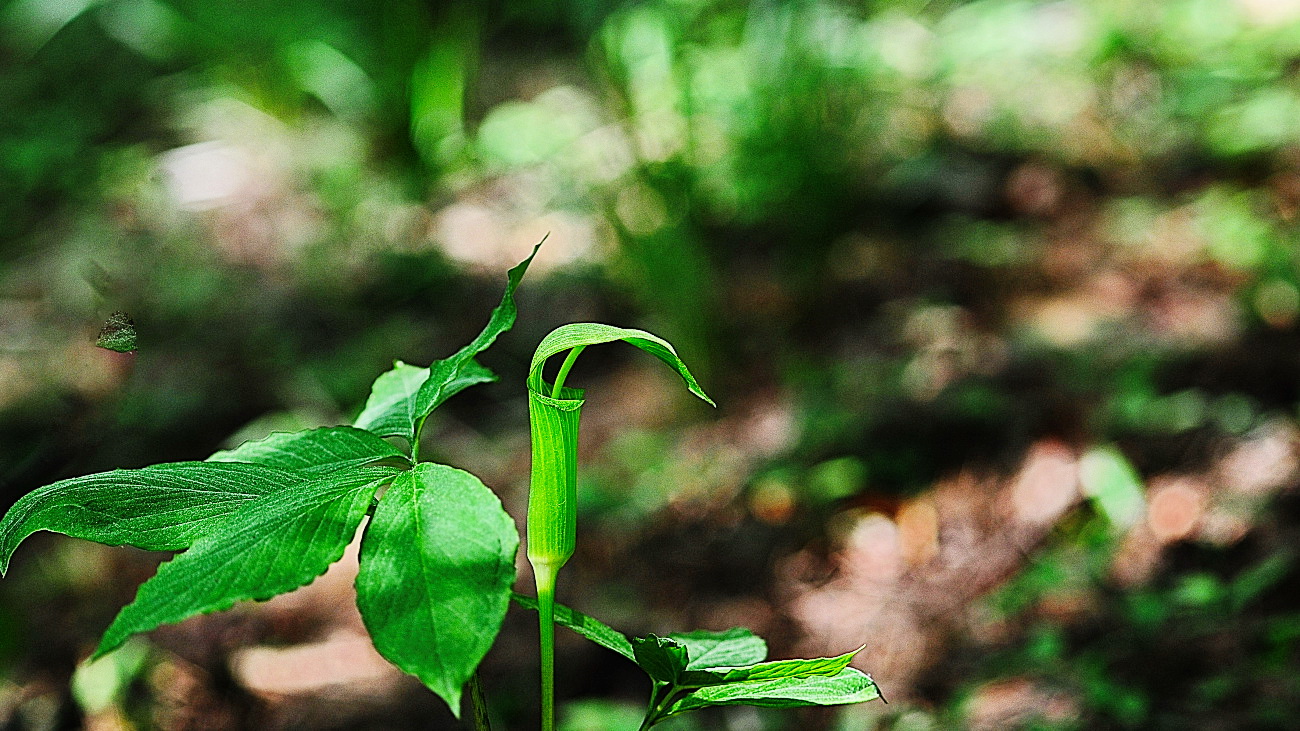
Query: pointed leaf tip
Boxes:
[{"xmin": 355, "ymin": 239, "xmax": 544, "ymax": 446}]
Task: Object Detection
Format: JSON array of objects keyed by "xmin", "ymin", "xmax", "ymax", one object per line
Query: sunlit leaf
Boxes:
[
  {"xmin": 667, "ymin": 628, "xmax": 767, "ymax": 670},
  {"xmin": 354, "ymin": 243, "xmax": 540, "ymax": 447},
  {"xmin": 679, "ymin": 647, "xmax": 860, "ymax": 687},
  {"xmin": 413, "ymin": 242, "xmax": 540, "ymax": 416},
  {"xmin": 0, "ymin": 462, "xmax": 310, "ymax": 575},
  {"xmin": 356, "ymin": 463, "xmax": 518, "ymax": 716},
  {"xmin": 96, "ymin": 466, "xmax": 396, "ymax": 657},
  {"xmin": 663, "ymin": 667, "xmax": 881, "ymax": 716},
  {"xmin": 353, "ymin": 361, "xmax": 436, "ymax": 440},
  {"xmin": 208, "ymin": 426, "xmax": 409, "ymax": 473}
]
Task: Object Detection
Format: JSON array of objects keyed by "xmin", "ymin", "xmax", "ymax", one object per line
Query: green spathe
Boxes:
[
  {"xmin": 525, "ymin": 322, "xmax": 714, "ymax": 731},
  {"xmin": 525, "ymin": 384, "xmax": 583, "ymax": 570},
  {"xmin": 526, "ymin": 323, "xmax": 713, "ymax": 405}
]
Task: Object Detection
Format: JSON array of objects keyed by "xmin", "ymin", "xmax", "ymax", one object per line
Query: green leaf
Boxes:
[
  {"xmin": 354, "ymin": 243, "xmax": 539, "ymax": 447},
  {"xmin": 353, "ymin": 359, "xmax": 495, "ymax": 444},
  {"xmin": 0, "ymin": 462, "xmax": 310, "ymax": 575},
  {"xmin": 412, "ymin": 243, "xmax": 539, "ymax": 418},
  {"xmin": 208, "ymin": 426, "xmax": 409, "ymax": 473},
  {"xmin": 356, "ymin": 463, "xmax": 519, "ymax": 717},
  {"xmin": 96, "ymin": 466, "xmax": 395, "ymax": 657},
  {"xmin": 679, "ymin": 648, "xmax": 860, "ymax": 687},
  {"xmin": 1080, "ymin": 445, "xmax": 1145, "ymax": 529},
  {"xmin": 527, "ymin": 323, "xmax": 714, "ymax": 406},
  {"xmin": 631, "ymin": 635, "xmax": 690, "ymax": 684},
  {"xmin": 667, "ymin": 628, "xmax": 767, "ymax": 670},
  {"xmin": 351, "ymin": 360, "xmax": 440, "ymax": 443},
  {"xmin": 510, "ymin": 592, "xmax": 634, "ymax": 661},
  {"xmin": 95, "ymin": 312, "xmax": 137, "ymax": 353},
  {"xmin": 663, "ymin": 667, "xmax": 881, "ymax": 716}
]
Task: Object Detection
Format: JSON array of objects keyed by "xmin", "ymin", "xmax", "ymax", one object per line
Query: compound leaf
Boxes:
[
  {"xmin": 95, "ymin": 466, "xmax": 395, "ymax": 657},
  {"xmin": 511, "ymin": 592, "xmax": 634, "ymax": 661},
  {"xmin": 356, "ymin": 463, "xmax": 518, "ymax": 717},
  {"xmin": 208, "ymin": 426, "xmax": 408, "ymax": 473},
  {"xmin": 0, "ymin": 462, "xmax": 310, "ymax": 575},
  {"xmin": 664, "ymin": 667, "xmax": 880, "ymax": 716}
]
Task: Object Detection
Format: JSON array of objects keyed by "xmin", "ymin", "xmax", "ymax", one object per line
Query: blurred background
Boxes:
[{"xmin": 4, "ymin": 0, "xmax": 1300, "ymax": 728}]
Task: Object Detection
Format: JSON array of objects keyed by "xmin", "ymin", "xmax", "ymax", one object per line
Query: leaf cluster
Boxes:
[
  {"xmin": 1, "ymin": 246, "xmax": 540, "ymax": 716},
  {"xmin": 513, "ymin": 594, "xmax": 880, "ymax": 727},
  {"xmin": 0, "ymin": 245, "xmax": 880, "ymax": 726}
]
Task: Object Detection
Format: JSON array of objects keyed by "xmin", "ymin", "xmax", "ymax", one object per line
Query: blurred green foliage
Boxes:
[{"xmin": 5, "ymin": 0, "xmax": 1300, "ymax": 728}]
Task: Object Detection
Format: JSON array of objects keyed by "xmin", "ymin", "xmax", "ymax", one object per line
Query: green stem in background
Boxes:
[
  {"xmin": 467, "ymin": 672, "xmax": 492, "ymax": 731},
  {"xmin": 551, "ymin": 345, "xmax": 585, "ymax": 397}
]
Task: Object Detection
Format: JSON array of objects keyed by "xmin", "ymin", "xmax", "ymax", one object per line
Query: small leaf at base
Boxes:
[{"xmin": 631, "ymin": 635, "xmax": 690, "ymax": 685}]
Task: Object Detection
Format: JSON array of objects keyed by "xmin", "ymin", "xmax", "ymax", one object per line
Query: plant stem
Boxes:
[
  {"xmin": 467, "ymin": 672, "xmax": 492, "ymax": 731},
  {"xmin": 637, "ymin": 686, "xmax": 661, "ymax": 731},
  {"xmin": 534, "ymin": 560, "xmax": 559, "ymax": 731},
  {"xmin": 534, "ymin": 344, "xmax": 583, "ymax": 731},
  {"xmin": 551, "ymin": 345, "xmax": 586, "ymax": 397},
  {"xmin": 411, "ymin": 416, "xmax": 425, "ymax": 462},
  {"xmin": 637, "ymin": 682, "xmax": 674, "ymax": 730}
]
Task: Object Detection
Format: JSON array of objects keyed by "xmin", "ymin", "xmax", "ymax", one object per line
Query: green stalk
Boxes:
[
  {"xmin": 551, "ymin": 345, "xmax": 585, "ymax": 397},
  {"xmin": 527, "ymin": 348, "xmax": 586, "ymax": 731},
  {"xmin": 525, "ymin": 326, "xmax": 711, "ymax": 731},
  {"xmin": 535, "ymin": 561, "xmax": 559, "ymax": 731}
]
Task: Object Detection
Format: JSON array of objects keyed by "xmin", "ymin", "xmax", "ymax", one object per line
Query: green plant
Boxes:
[{"xmin": 0, "ymin": 244, "xmax": 879, "ymax": 729}]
